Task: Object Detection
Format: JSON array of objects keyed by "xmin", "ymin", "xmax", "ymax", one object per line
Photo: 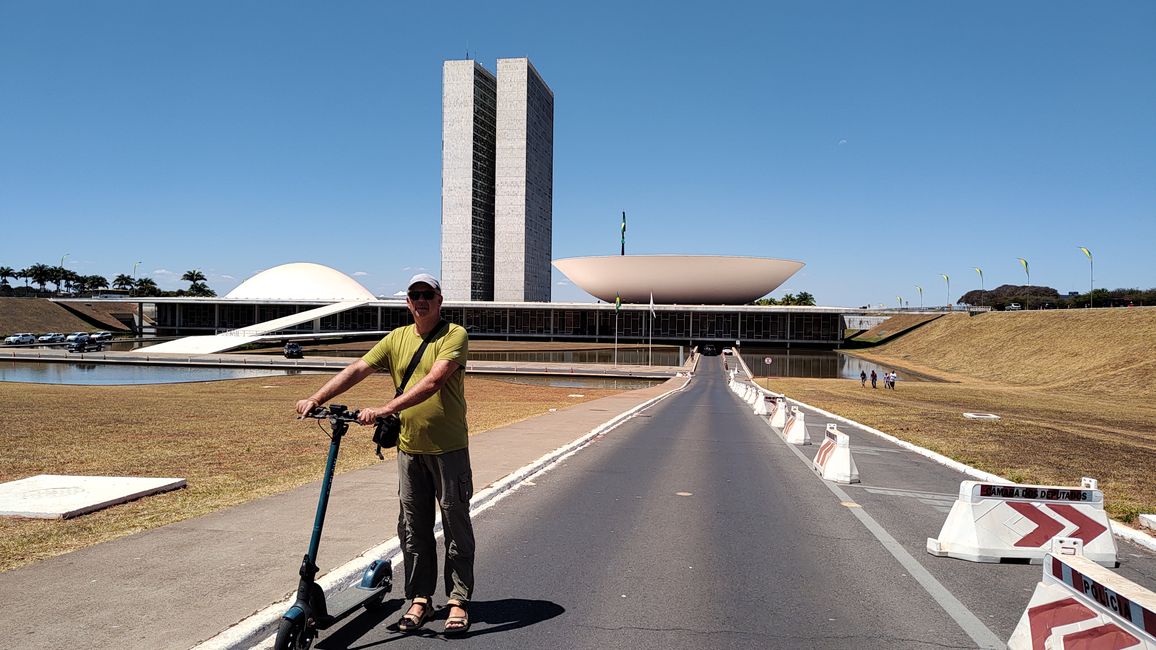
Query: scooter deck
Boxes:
[{"xmin": 315, "ymin": 582, "xmax": 394, "ymax": 630}]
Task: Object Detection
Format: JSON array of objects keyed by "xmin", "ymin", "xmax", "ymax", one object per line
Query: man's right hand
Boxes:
[{"xmin": 296, "ymin": 399, "xmax": 319, "ymax": 417}]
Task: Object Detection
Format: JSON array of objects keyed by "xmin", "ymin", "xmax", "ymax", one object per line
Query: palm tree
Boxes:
[
  {"xmin": 134, "ymin": 277, "xmax": 160, "ymax": 297},
  {"xmin": 113, "ymin": 274, "xmax": 135, "ymax": 290},
  {"xmin": 82, "ymin": 275, "xmax": 108, "ymax": 294},
  {"xmin": 61, "ymin": 269, "xmax": 80, "ymax": 295},
  {"xmin": 181, "ymin": 269, "xmax": 213, "ymax": 297},
  {"xmin": 181, "ymin": 269, "xmax": 207, "ymax": 284},
  {"xmin": 0, "ymin": 266, "xmax": 14, "ymax": 286},
  {"xmin": 26, "ymin": 263, "xmax": 52, "ymax": 293}
]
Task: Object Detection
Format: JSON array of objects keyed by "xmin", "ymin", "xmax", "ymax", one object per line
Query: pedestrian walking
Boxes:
[
  {"xmin": 860, "ymin": 370, "xmax": 867, "ymax": 387},
  {"xmin": 870, "ymin": 370, "xmax": 877, "ymax": 389},
  {"xmin": 890, "ymin": 371, "xmax": 899, "ymax": 389}
]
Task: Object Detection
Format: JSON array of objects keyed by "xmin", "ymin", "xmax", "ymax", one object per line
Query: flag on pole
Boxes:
[
  {"xmin": 649, "ymin": 292, "xmax": 656, "ymax": 317},
  {"xmin": 615, "ymin": 292, "xmax": 621, "ymax": 312},
  {"xmin": 1017, "ymin": 257, "xmax": 1029, "ymax": 276},
  {"xmin": 620, "ymin": 212, "xmax": 626, "ymax": 256},
  {"xmin": 1079, "ymin": 246, "xmax": 1092, "ymax": 260}
]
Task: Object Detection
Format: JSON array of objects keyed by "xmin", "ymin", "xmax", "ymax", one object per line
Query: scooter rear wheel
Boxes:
[{"xmin": 274, "ymin": 618, "xmax": 313, "ymax": 650}]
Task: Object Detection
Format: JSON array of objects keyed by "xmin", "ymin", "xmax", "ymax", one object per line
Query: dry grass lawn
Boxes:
[
  {"xmin": 0, "ymin": 375, "xmax": 625, "ymax": 572},
  {"xmin": 760, "ymin": 309, "xmax": 1156, "ymax": 523}
]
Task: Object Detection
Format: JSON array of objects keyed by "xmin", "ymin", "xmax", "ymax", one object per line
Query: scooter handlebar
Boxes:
[{"xmin": 302, "ymin": 404, "xmax": 361, "ymax": 422}]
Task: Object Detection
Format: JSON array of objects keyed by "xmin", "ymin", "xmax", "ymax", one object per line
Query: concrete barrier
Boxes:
[
  {"xmin": 782, "ymin": 407, "xmax": 811, "ymax": 445},
  {"xmin": 1007, "ymin": 540, "xmax": 1155, "ymax": 649},
  {"xmin": 812, "ymin": 423, "xmax": 859, "ymax": 483},
  {"xmin": 927, "ymin": 481, "xmax": 1118, "ymax": 566},
  {"xmin": 769, "ymin": 397, "xmax": 788, "ymax": 429}
]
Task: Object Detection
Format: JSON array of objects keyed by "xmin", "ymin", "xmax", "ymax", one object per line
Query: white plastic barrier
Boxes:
[
  {"xmin": 782, "ymin": 407, "xmax": 811, "ymax": 445},
  {"xmin": 926, "ymin": 481, "xmax": 1118, "ymax": 566},
  {"xmin": 1008, "ymin": 541, "xmax": 1155, "ymax": 649},
  {"xmin": 753, "ymin": 392, "xmax": 769, "ymax": 416},
  {"xmin": 769, "ymin": 398, "xmax": 788, "ymax": 429},
  {"xmin": 812, "ymin": 423, "xmax": 859, "ymax": 483}
]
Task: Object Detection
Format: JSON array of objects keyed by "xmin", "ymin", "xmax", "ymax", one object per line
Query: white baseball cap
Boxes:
[{"xmin": 407, "ymin": 273, "xmax": 441, "ymax": 292}]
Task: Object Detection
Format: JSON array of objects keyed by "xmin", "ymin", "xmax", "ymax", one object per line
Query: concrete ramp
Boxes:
[{"xmin": 144, "ymin": 300, "xmax": 370, "ymax": 355}]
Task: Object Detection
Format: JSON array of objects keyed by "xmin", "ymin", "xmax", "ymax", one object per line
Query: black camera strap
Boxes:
[
  {"xmin": 396, "ymin": 319, "xmax": 448, "ymax": 397},
  {"xmin": 373, "ymin": 319, "xmax": 449, "ymax": 459}
]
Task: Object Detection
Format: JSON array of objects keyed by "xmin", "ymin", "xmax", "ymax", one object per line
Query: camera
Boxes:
[{"xmin": 373, "ymin": 414, "xmax": 401, "ymax": 448}]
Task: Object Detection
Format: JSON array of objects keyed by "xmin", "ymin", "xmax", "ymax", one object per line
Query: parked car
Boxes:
[
  {"xmin": 1006, "ymin": 303, "xmax": 1022, "ymax": 311},
  {"xmin": 64, "ymin": 332, "xmax": 89, "ymax": 342},
  {"xmin": 66, "ymin": 335, "xmax": 102, "ymax": 353},
  {"xmin": 38, "ymin": 332, "xmax": 66, "ymax": 343},
  {"xmin": 90, "ymin": 331, "xmax": 113, "ymax": 341},
  {"xmin": 283, "ymin": 342, "xmax": 304, "ymax": 359},
  {"xmin": 4, "ymin": 333, "xmax": 36, "ymax": 345}
]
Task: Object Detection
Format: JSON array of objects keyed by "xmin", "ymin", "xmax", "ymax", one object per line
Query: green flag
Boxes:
[
  {"xmin": 1079, "ymin": 246, "xmax": 1092, "ymax": 260},
  {"xmin": 620, "ymin": 212, "xmax": 626, "ymax": 256},
  {"xmin": 615, "ymin": 292, "xmax": 621, "ymax": 312}
]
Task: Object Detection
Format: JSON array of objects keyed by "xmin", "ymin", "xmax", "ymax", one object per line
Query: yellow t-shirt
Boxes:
[{"xmin": 362, "ymin": 322, "xmax": 468, "ymax": 454}]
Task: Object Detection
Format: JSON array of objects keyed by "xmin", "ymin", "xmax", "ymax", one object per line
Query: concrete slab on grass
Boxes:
[
  {"xmin": 1141, "ymin": 514, "xmax": 1156, "ymax": 532},
  {"xmin": 0, "ymin": 474, "xmax": 186, "ymax": 519}
]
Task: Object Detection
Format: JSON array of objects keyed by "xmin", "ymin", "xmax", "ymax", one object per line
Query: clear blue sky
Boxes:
[{"xmin": 2, "ymin": 0, "xmax": 1153, "ymax": 307}]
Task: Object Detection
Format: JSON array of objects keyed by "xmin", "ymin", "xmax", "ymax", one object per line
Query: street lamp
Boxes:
[
  {"xmin": 133, "ymin": 260, "xmax": 142, "ymax": 279},
  {"xmin": 1078, "ymin": 247, "xmax": 1093, "ymax": 308},
  {"xmin": 941, "ymin": 274, "xmax": 951, "ymax": 310},
  {"xmin": 916, "ymin": 285, "xmax": 923, "ymax": 310},
  {"xmin": 59, "ymin": 253, "xmax": 69, "ymax": 296}
]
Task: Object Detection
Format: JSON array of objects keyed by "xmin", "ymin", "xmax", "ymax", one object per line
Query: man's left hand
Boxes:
[{"xmin": 357, "ymin": 407, "xmax": 391, "ymax": 426}]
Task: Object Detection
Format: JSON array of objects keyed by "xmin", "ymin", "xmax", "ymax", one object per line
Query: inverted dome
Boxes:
[
  {"xmin": 225, "ymin": 262, "xmax": 375, "ymax": 301},
  {"xmin": 552, "ymin": 255, "xmax": 804, "ymax": 304}
]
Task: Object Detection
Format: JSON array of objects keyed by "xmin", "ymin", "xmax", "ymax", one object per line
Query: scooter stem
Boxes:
[{"xmin": 306, "ymin": 420, "xmax": 346, "ymax": 564}]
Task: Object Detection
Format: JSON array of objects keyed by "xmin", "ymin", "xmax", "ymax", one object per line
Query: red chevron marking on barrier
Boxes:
[
  {"xmin": 1008, "ymin": 502, "xmax": 1066, "ymax": 548},
  {"xmin": 1059, "ymin": 622, "xmax": 1139, "ymax": 649},
  {"xmin": 784, "ymin": 416, "xmax": 796, "ymax": 431},
  {"xmin": 815, "ymin": 439, "xmax": 835, "ymax": 468},
  {"xmin": 1027, "ymin": 597, "xmax": 1097, "ymax": 650},
  {"xmin": 1047, "ymin": 503, "xmax": 1108, "ymax": 544}
]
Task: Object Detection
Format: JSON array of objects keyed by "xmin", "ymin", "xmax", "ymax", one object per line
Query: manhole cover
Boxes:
[{"xmin": 962, "ymin": 412, "xmax": 1000, "ymax": 420}]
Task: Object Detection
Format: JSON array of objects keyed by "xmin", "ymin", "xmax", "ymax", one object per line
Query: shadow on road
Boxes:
[{"xmin": 317, "ymin": 597, "xmax": 565, "ymax": 647}]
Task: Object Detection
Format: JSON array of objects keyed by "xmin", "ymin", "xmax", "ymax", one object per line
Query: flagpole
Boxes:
[
  {"xmin": 648, "ymin": 292, "xmax": 654, "ymax": 367},
  {"xmin": 613, "ymin": 291, "xmax": 621, "ymax": 367}
]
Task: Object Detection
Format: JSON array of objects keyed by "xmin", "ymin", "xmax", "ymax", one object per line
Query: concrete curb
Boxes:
[
  {"xmin": 735, "ymin": 360, "xmax": 1156, "ymax": 555},
  {"xmin": 194, "ymin": 371, "xmax": 695, "ymax": 650}
]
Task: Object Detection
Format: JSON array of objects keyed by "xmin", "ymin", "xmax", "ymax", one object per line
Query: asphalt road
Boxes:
[{"xmin": 309, "ymin": 356, "xmax": 1156, "ymax": 649}]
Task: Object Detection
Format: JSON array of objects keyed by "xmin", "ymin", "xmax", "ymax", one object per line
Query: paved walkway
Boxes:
[{"xmin": 0, "ymin": 364, "xmax": 692, "ymax": 650}]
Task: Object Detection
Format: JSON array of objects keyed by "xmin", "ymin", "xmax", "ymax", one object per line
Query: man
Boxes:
[{"xmin": 295, "ymin": 273, "xmax": 473, "ymax": 635}]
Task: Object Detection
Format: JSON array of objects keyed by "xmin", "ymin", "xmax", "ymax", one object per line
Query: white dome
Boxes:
[{"xmin": 225, "ymin": 263, "xmax": 375, "ymax": 301}]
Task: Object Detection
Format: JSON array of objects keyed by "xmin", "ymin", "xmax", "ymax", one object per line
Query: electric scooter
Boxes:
[{"xmin": 275, "ymin": 404, "xmax": 393, "ymax": 650}]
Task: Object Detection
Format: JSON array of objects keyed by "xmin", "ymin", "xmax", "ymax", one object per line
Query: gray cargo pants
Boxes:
[{"xmin": 396, "ymin": 447, "xmax": 475, "ymax": 603}]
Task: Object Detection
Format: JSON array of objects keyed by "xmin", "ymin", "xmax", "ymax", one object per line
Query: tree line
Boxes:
[
  {"xmin": 0, "ymin": 264, "xmax": 216, "ymax": 298},
  {"xmin": 754, "ymin": 291, "xmax": 816, "ymax": 306},
  {"xmin": 958, "ymin": 284, "xmax": 1155, "ymax": 309}
]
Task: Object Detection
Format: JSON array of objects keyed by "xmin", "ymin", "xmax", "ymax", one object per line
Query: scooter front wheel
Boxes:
[{"xmin": 274, "ymin": 618, "xmax": 314, "ymax": 650}]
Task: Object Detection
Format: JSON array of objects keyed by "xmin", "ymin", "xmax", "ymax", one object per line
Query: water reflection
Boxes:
[
  {"xmin": 734, "ymin": 348, "xmax": 907, "ymax": 381},
  {"xmin": 470, "ymin": 348, "xmax": 683, "ymax": 366},
  {"xmin": 483, "ymin": 375, "xmax": 661, "ymax": 390},
  {"xmin": 0, "ymin": 361, "xmax": 324, "ymax": 385}
]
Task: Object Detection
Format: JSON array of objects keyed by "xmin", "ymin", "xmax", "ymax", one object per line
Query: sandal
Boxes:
[
  {"xmin": 397, "ymin": 597, "xmax": 432, "ymax": 633},
  {"xmin": 442, "ymin": 600, "xmax": 471, "ymax": 635}
]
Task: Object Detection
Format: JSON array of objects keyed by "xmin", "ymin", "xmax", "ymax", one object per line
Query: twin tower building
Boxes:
[{"xmin": 440, "ymin": 58, "xmax": 554, "ymax": 303}]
